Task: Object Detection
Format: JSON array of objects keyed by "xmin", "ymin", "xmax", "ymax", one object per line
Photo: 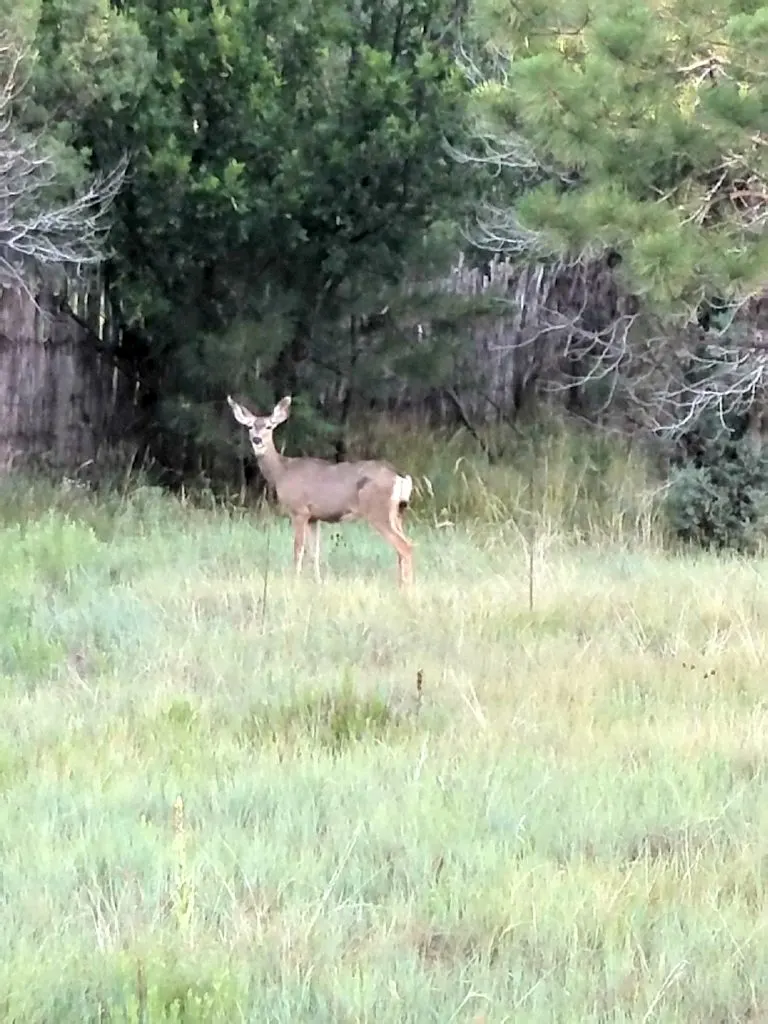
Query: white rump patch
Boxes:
[{"xmin": 392, "ymin": 474, "xmax": 413, "ymax": 504}]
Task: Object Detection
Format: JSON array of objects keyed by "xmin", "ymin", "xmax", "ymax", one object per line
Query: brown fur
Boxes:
[{"xmin": 228, "ymin": 394, "xmax": 414, "ymax": 586}]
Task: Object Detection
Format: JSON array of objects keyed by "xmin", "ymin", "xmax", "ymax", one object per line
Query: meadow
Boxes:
[{"xmin": 1, "ymin": 428, "xmax": 767, "ymax": 1022}]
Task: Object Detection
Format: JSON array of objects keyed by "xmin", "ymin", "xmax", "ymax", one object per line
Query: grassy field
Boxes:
[{"xmin": 1, "ymin": 452, "xmax": 768, "ymax": 1022}]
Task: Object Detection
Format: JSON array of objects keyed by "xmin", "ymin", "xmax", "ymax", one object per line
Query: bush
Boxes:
[{"xmin": 663, "ymin": 416, "xmax": 768, "ymax": 552}]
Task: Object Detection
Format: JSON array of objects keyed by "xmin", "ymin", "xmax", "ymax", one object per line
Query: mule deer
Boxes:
[{"xmin": 228, "ymin": 394, "xmax": 414, "ymax": 586}]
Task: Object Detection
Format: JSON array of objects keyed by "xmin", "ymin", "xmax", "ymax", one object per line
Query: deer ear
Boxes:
[
  {"xmin": 227, "ymin": 395, "xmax": 256, "ymax": 426},
  {"xmin": 271, "ymin": 395, "xmax": 292, "ymax": 425}
]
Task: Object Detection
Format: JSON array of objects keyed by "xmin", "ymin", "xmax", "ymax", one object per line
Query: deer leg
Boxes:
[
  {"xmin": 389, "ymin": 505, "xmax": 414, "ymax": 585},
  {"xmin": 368, "ymin": 517, "xmax": 414, "ymax": 587},
  {"xmin": 397, "ymin": 537, "xmax": 414, "ymax": 586},
  {"xmin": 310, "ymin": 521, "xmax": 321, "ymax": 582},
  {"xmin": 400, "ymin": 545, "xmax": 414, "ymax": 586},
  {"xmin": 292, "ymin": 515, "xmax": 309, "ymax": 575},
  {"xmin": 390, "ymin": 509, "xmax": 409, "ymax": 543}
]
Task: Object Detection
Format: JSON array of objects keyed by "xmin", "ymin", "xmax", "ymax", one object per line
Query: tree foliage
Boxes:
[
  {"xmin": 465, "ymin": 0, "xmax": 768, "ymax": 311},
  {"xmin": 663, "ymin": 411, "xmax": 768, "ymax": 551},
  {"xmin": 28, "ymin": 0, "xmax": 473, "ymax": 472},
  {"xmin": 6, "ymin": 0, "xmax": 768, "ymax": 482},
  {"xmin": 0, "ymin": 3, "xmax": 133, "ymax": 290},
  {"xmin": 458, "ymin": 0, "xmax": 768, "ymax": 437}
]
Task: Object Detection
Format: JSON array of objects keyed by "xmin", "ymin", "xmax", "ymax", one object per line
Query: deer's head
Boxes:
[{"xmin": 227, "ymin": 395, "xmax": 291, "ymax": 456}]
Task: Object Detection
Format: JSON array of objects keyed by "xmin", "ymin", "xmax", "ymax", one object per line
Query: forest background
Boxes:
[{"xmin": 1, "ymin": 0, "xmax": 767, "ymax": 547}]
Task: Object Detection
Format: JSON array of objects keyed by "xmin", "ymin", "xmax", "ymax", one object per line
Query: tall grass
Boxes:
[
  {"xmin": 382, "ymin": 421, "xmax": 659, "ymax": 541},
  {"xmin": 2, "ymin": 418, "xmax": 663, "ymax": 544},
  {"xmin": 2, "ymin": 426, "xmax": 765, "ymax": 1022}
]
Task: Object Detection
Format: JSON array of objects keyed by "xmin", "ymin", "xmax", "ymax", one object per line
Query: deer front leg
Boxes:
[{"xmin": 292, "ymin": 515, "xmax": 309, "ymax": 575}]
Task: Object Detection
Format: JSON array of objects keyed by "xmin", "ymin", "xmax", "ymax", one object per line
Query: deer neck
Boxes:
[{"xmin": 256, "ymin": 437, "xmax": 288, "ymax": 489}]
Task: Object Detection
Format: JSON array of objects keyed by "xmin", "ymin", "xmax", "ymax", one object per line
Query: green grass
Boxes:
[
  {"xmin": 2, "ymin": 467, "xmax": 768, "ymax": 1023},
  {"xmin": 354, "ymin": 416, "xmax": 661, "ymax": 541}
]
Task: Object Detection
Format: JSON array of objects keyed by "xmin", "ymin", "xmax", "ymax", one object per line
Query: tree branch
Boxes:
[{"xmin": 0, "ymin": 38, "xmax": 129, "ymax": 291}]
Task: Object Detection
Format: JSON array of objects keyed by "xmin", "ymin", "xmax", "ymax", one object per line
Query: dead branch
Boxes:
[
  {"xmin": 446, "ymin": 252, "xmax": 768, "ymax": 437},
  {"xmin": 0, "ymin": 39, "xmax": 129, "ymax": 290},
  {"xmin": 441, "ymin": 386, "xmax": 496, "ymax": 460}
]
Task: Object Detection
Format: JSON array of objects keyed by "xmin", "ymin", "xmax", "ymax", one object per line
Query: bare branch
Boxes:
[
  {"xmin": 462, "ymin": 201, "xmax": 554, "ymax": 258},
  {"xmin": 434, "ymin": 251, "xmax": 768, "ymax": 438},
  {"xmin": 0, "ymin": 39, "xmax": 129, "ymax": 291},
  {"xmin": 448, "ymin": 16, "xmax": 768, "ymax": 439}
]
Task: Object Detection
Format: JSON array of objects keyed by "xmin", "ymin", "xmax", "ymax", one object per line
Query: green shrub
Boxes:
[{"xmin": 663, "ymin": 415, "xmax": 768, "ymax": 552}]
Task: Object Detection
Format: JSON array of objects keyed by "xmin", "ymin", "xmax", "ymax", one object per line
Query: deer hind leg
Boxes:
[
  {"xmin": 388, "ymin": 499, "xmax": 414, "ymax": 585},
  {"xmin": 393, "ymin": 515, "xmax": 414, "ymax": 585},
  {"xmin": 292, "ymin": 514, "xmax": 310, "ymax": 575},
  {"xmin": 310, "ymin": 521, "xmax": 321, "ymax": 582},
  {"xmin": 368, "ymin": 512, "xmax": 414, "ymax": 587}
]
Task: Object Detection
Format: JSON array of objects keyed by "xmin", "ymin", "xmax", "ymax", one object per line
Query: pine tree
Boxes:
[
  {"xmin": 35, "ymin": 0, "xmax": 475, "ymax": 475},
  {"xmin": 466, "ymin": 0, "xmax": 768, "ymax": 313},
  {"xmin": 460, "ymin": 0, "xmax": 768, "ymax": 438}
]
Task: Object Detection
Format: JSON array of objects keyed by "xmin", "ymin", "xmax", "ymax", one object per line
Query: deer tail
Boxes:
[{"xmin": 391, "ymin": 474, "xmax": 413, "ymax": 509}]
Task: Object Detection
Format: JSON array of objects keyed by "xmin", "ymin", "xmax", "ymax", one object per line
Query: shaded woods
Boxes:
[
  {"xmin": 4, "ymin": 250, "xmax": 768, "ymax": 483},
  {"xmin": 2, "ymin": 0, "xmax": 768, "ymax": 492},
  {"xmin": 0, "ymin": 255, "xmax": 633, "ymax": 478}
]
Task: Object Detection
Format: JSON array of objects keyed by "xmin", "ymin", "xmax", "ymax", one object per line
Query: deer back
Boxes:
[{"xmin": 276, "ymin": 457, "xmax": 398, "ymax": 522}]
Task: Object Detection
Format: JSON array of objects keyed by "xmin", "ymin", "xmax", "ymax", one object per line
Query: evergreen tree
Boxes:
[
  {"xmin": 0, "ymin": 0, "xmax": 146, "ymax": 286},
  {"xmin": 466, "ymin": 0, "xmax": 768, "ymax": 314},
  {"xmin": 35, "ymin": 0, "xmax": 475, "ymax": 476}
]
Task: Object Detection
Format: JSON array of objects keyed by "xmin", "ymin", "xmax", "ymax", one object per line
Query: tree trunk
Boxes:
[
  {"xmin": 0, "ymin": 284, "xmax": 123, "ymax": 473},
  {"xmin": 335, "ymin": 314, "xmax": 359, "ymax": 462}
]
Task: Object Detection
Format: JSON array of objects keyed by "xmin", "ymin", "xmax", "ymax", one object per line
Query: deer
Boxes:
[{"xmin": 227, "ymin": 394, "xmax": 414, "ymax": 586}]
